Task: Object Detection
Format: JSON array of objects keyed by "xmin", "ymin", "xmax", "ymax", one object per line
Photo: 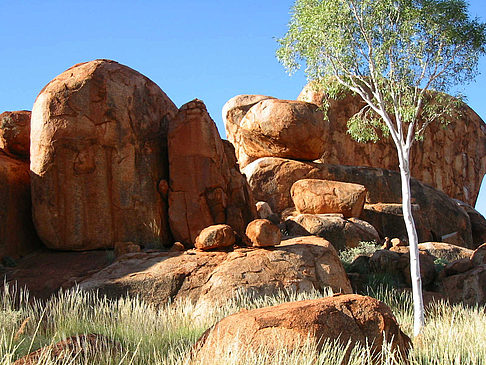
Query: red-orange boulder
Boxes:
[
  {"xmin": 291, "ymin": 179, "xmax": 367, "ymax": 217},
  {"xmin": 30, "ymin": 59, "xmax": 178, "ymax": 250},
  {"xmin": 195, "ymin": 225, "xmax": 235, "ymax": 251},
  {"xmin": 168, "ymin": 99, "xmax": 255, "ymax": 247},
  {"xmin": 246, "ymin": 219, "xmax": 281, "ymax": 247},
  {"xmin": 193, "ymin": 294, "xmax": 411, "ymax": 363},
  {"xmin": 0, "ymin": 110, "xmax": 31, "ymax": 160}
]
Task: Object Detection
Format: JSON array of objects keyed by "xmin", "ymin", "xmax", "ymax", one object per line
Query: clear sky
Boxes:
[{"xmin": 1, "ymin": 0, "xmax": 485, "ymax": 214}]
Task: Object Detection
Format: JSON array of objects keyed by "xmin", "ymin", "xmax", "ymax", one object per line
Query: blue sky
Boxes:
[{"xmin": 1, "ymin": 0, "xmax": 485, "ymax": 215}]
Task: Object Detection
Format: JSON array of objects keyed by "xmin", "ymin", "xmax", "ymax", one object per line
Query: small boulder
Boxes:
[
  {"xmin": 0, "ymin": 110, "xmax": 31, "ymax": 160},
  {"xmin": 286, "ymin": 214, "xmax": 379, "ymax": 251},
  {"xmin": 195, "ymin": 225, "xmax": 235, "ymax": 251},
  {"xmin": 471, "ymin": 243, "xmax": 486, "ymax": 266},
  {"xmin": 291, "ymin": 179, "xmax": 367, "ymax": 218},
  {"xmin": 256, "ymin": 201, "xmax": 273, "ymax": 219},
  {"xmin": 193, "ymin": 294, "xmax": 412, "ymax": 363},
  {"xmin": 246, "ymin": 219, "xmax": 281, "ymax": 247}
]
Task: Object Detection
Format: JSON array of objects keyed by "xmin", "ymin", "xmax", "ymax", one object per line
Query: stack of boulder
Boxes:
[{"xmin": 223, "ymin": 90, "xmax": 486, "ymax": 250}]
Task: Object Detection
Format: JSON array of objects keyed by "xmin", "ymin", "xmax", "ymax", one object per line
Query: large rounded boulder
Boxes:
[
  {"xmin": 193, "ymin": 294, "xmax": 411, "ymax": 363},
  {"xmin": 225, "ymin": 98, "xmax": 327, "ymax": 167},
  {"xmin": 30, "ymin": 60, "xmax": 178, "ymax": 250}
]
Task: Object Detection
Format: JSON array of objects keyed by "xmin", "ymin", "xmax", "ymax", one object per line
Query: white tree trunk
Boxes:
[{"xmin": 398, "ymin": 149, "xmax": 425, "ymax": 337}]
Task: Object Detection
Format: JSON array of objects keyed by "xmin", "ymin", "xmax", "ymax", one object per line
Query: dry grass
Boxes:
[{"xmin": 0, "ymin": 281, "xmax": 484, "ymax": 365}]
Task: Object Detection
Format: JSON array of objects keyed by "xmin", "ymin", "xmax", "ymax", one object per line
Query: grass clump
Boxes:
[{"xmin": 339, "ymin": 241, "xmax": 380, "ymax": 271}]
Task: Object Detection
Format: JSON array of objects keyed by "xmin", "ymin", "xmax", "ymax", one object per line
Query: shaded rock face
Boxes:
[
  {"xmin": 0, "ymin": 153, "xmax": 40, "ymax": 260},
  {"xmin": 168, "ymin": 100, "xmax": 256, "ymax": 247},
  {"xmin": 79, "ymin": 236, "xmax": 352, "ymax": 308},
  {"xmin": 243, "ymin": 157, "xmax": 474, "ymax": 248},
  {"xmin": 286, "ymin": 214, "xmax": 380, "ymax": 251},
  {"xmin": 291, "ymin": 179, "xmax": 367, "ymax": 217},
  {"xmin": 30, "ymin": 59, "xmax": 178, "ymax": 250},
  {"xmin": 0, "ymin": 111, "xmax": 31, "ymax": 160},
  {"xmin": 455, "ymin": 200, "xmax": 486, "ymax": 248},
  {"xmin": 441, "ymin": 265, "xmax": 486, "ymax": 305},
  {"xmin": 298, "ymin": 83, "xmax": 486, "ymax": 207},
  {"xmin": 193, "ymin": 294, "xmax": 412, "ymax": 363}
]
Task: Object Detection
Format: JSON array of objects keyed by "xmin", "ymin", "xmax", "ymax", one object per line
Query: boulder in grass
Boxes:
[
  {"xmin": 291, "ymin": 179, "xmax": 367, "ymax": 218},
  {"xmin": 195, "ymin": 225, "xmax": 235, "ymax": 251},
  {"xmin": 193, "ymin": 294, "xmax": 412, "ymax": 363},
  {"xmin": 246, "ymin": 219, "xmax": 281, "ymax": 247}
]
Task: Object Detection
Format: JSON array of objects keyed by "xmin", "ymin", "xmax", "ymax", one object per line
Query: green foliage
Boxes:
[
  {"xmin": 339, "ymin": 241, "xmax": 380, "ymax": 270},
  {"xmin": 277, "ymin": 0, "xmax": 486, "ymax": 146}
]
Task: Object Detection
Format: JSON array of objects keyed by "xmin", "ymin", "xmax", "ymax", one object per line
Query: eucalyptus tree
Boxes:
[{"xmin": 277, "ymin": 0, "xmax": 486, "ymax": 336}]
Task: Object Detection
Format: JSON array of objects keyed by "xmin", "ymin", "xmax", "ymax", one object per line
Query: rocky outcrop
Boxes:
[
  {"xmin": 471, "ymin": 243, "xmax": 486, "ymax": 266},
  {"xmin": 455, "ymin": 200, "xmax": 486, "ymax": 248},
  {"xmin": 285, "ymin": 214, "xmax": 380, "ymax": 251},
  {"xmin": 291, "ymin": 179, "xmax": 367, "ymax": 217},
  {"xmin": 168, "ymin": 99, "xmax": 256, "ymax": 247},
  {"xmin": 298, "ymin": 83, "xmax": 486, "ymax": 207},
  {"xmin": 0, "ymin": 111, "xmax": 31, "ymax": 160},
  {"xmin": 30, "ymin": 59, "xmax": 178, "ymax": 250},
  {"xmin": 0, "ymin": 153, "xmax": 40, "ymax": 260},
  {"xmin": 441, "ymin": 265, "xmax": 486, "ymax": 305},
  {"xmin": 243, "ymin": 157, "xmax": 474, "ymax": 248},
  {"xmin": 193, "ymin": 294, "xmax": 412, "ymax": 363},
  {"xmin": 79, "ymin": 236, "xmax": 352, "ymax": 308}
]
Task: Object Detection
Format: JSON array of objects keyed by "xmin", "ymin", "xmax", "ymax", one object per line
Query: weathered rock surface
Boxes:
[
  {"xmin": 285, "ymin": 214, "xmax": 380, "ymax": 251},
  {"xmin": 455, "ymin": 200, "xmax": 486, "ymax": 248},
  {"xmin": 443, "ymin": 258, "xmax": 474, "ymax": 276},
  {"xmin": 223, "ymin": 95, "xmax": 275, "ymax": 168},
  {"xmin": 291, "ymin": 179, "xmax": 366, "ymax": 217},
  {"xmin": 471, "ymin": 243, "xmax": 486, "ymax": 266},
  {"xmin": 168, "ymin": 100, "xmax": 255, "ymax": 247},
  {"xmin": 399, "ymin": 251, "xmax": 437, "ymax": 288},
  {"xmin": 245, "ymin": 219, "xmax": 281, "ymax": 247},
  {"xmin": 256, "ymin": 201, "xmax": 273, "ymax": 219},
  {"xmin": 79, "ymin": 236, "xmax": 352, "ymax": 307},
  {"xmin": 193, "ymin": 294, "xmax": 411, "ymax": 363},
  {"xmin": 224, "ymin": 97, "xmax": 326, "ymax": 167},
  {"xmin": 243, "ymin": 157, "xmax": 474, "ymax": 248},
  {"xmin": 114, "ymin": 242, "xmax": 141, "ymax": 257},
  {"xmin": 0, "ymin": 110, "xmax": 31, "ymax": 160},
  {"xmin": 0, "ymin": 153, "xmax": 40, "ymax": 260},
  {"xmin": 298, "ymin": 83, "xmax": 486, "ymax": 207},
  {"xmin": 195, "ymin": 224, "xmax": 235, "ymax": 251},
  {"xmin": 441, "ymin": 265, "xmax": 486, "ymax": 305},
  {"xmin": 30, "ymin": 59, "xmax": 178, "ymax": 250}
]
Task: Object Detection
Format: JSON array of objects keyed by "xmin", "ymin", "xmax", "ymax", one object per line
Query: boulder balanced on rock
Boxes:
[{"xmin": 30, "ymin": 59, "xmax": 178, "ymax": 250}]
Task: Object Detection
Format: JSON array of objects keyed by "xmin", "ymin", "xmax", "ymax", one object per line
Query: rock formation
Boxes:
[
  {"xmin": 245, "ymin": 219, "xmax": 281, "ymax": 247},
  {"xmin": 0, "ymin": 111, "xmax": 31, "ymax": 160},
  {"xmin": 79, "ymin": 236, "xmax": 352, "ymax": 308},
  {"xmin": 168, "ymin": 99, "xmax": 256, "ymax": 247},
  {"xmin": 0, "ymin": 152, "xmax": 40, "ymax": 259},
  {"xmin": 243, "ymin": 157, "xmax": 475, "ymax": 248},
  {"xmin": 298, "ymin": 83, "xmax": 486, "ymax": 207},
  {"xmin": 193, "ymin": 294, "xmax": 411, "ymax": 363},
  {"xmin": 30, "ymin": 59, "xmax": 178, "ymax": 250},
  {"xmin": 195, "ymin": 224, "xmax": 235, "ymax": 251}
]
